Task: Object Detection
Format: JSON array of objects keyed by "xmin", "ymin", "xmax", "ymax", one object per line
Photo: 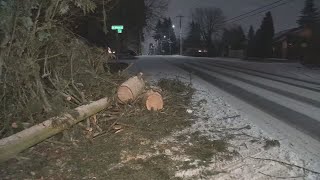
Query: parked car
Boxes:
[
  {"xmin": 117, "ymin": 49, "xmax": 138, "ymax": 59},
  {"xmin": 185, "ymin": 48, "xmax": 208, "ymax": 57}
]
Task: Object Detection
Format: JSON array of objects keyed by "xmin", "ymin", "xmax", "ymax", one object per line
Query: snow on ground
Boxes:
[{"xmin": 130, "ymin": 57, "xmax": 320, "ymax": 179}]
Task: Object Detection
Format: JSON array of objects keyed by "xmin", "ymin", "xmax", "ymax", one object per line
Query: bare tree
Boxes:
[
  {"xmin": 145, "ymin": 0, "xmax": 169, "ymax": 30},
  {"xmin": 192, "ymin": 7, "xmax": 225, "ymax": 55}
]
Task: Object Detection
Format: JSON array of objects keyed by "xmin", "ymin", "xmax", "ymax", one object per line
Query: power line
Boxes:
[
  {"xmin": 225, "ymin": 0, "xmax": 287, "ymax": 23},
  {"xmin": 228, "ymin": 0, "xmax": 295, "ymax": 24}
]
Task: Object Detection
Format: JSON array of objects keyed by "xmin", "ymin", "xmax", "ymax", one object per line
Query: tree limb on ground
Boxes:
[
  {"xmin": 0, "ymin": 97, "xmax": 110, "ymax": 163},
  {"xmin": 258, "ymin": 171, "xmax": 306, "ymax": 179}
]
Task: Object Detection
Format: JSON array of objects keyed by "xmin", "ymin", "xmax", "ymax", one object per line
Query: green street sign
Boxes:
[
  {"xmin": 111, "ymin": 25, "xmax": 124, "ymax": 33},
  {"xmin": 111, "ymin": 25, "xmax": 124, "ymax": 30}
]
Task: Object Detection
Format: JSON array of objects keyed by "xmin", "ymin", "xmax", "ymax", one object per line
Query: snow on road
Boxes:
[
  {"xmin": 186, "ymin": 64, "xmax": 320, "ymax": 122},
  {"xmin": 203, "ymin": 57, "xmax": 320, "ymax": 83},
  {"xmin": 130, "ymin": 56, "xmax": 320, "ymax": 179},
  {"xmin": 196, "ymin": 62, "xmax": 320, "ymax": 103}
]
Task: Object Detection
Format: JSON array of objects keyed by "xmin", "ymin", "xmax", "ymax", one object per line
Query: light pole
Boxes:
[
  {"xmin": 176, "ymin": 15, "xmax": 184, "ymax": 55},
  {"xmin": 162, "ymin": 35, "xmax": 167, "ymax": 55},
  {"xmin": 169, "ymin": 25, "xmax": 175, "ymax": 55}
]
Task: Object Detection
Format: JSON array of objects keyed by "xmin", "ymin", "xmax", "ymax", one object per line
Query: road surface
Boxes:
[{"xmin": 124, "ymin": 55, "xmax": 320, "ymax": 159}]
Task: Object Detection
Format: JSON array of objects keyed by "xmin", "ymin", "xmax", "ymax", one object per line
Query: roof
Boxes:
[{"xmin": 274, "ymin": 27, "xmax": 303, "ymax": 42}]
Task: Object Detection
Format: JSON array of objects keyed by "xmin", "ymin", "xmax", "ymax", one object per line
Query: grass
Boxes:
[
  {"xmin": 184, "ymin": 132, "xmax": 229, "ymax": 164},
  {"xmin": 105, "ymin": 155, "xmax": 182, "ymax": 180}
]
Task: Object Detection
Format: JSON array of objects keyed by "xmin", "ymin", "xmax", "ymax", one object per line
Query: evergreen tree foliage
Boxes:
[
  {"xmin": 253, "ymin": 12, "xmax": 275, "ymax": 58},
  {"xmin": 297, "ymin": 0, "xmax": 320, "ymax": 28},
  {"xmin": 297, "ymin": 0, "xmax": 320, "ymax": 65},
  {"xmin": 185, "ymin": 21, "xmax": 202, "ymax": 48},
  {"xmin": 247, "ymin": 26, "xmax": 255, "ymax": 57},
  {"xmin": 152, "ymin": 18, "xmax": 177, "ymax": 54}
]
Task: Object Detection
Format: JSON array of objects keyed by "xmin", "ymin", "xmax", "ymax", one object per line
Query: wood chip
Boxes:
[
  {"xmin": 113, "ymin": 124, "xmax": 122, "ymax": 130},
  {"xmin": 115, "ymin": 129, "xmax": 124, "ymax": 134},
  {"xmin": 11, "ymin": 122, "xmax": 18, "ymax": 129}
]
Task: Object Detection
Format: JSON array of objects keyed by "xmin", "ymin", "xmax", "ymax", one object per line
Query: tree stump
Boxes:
[
  {"xmin": 117, "ymin": 73, "xmax": 145, "ymax": 103},
  {"xmin": 144, "ymin": 90, "xmax": 164, "ymax": 111}
]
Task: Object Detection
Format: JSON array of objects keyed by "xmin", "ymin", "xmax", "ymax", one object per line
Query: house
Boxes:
[{"xmin": 273, "ymin": 27, "xmax": 312, "ymax": 60}]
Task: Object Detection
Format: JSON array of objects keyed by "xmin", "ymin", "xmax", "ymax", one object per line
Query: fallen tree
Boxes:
[
  {"xmin": 117, "ymin": 74, "xmax": 164, "ymax": 111},
  {"xmin": 117, "ymin": 73, "xmax": 145, "ymax": 103},
  {"xmin": 144, "ymin": 90, "xmax": 164, "ymax": 111},
  {"xmin": 0, "ymin": 97, "xmax": 110, "ymax": 163}
]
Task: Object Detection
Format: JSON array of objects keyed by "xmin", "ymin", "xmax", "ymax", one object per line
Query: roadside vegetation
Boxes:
[
  {"xmin": 1, "ymin": 79, "xmax": 197, "ymax": 179},
  {"xmin": 0, "ymin": 0, "xmax": 169, "ymax": 139}
]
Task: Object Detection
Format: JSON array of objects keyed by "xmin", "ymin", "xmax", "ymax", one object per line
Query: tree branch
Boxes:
[
  {"xmin": 258, "ymin": 171, "xmax": 306, "ymax": 179},
  {"xmin": 250, "ymin": 157, "xmax": 320, "ymax": 175}
]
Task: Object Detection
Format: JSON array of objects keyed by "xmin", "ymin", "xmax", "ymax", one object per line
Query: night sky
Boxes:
[{"xmin": 143, "ymin": 0, "xmax": 319, "ymax": 53}]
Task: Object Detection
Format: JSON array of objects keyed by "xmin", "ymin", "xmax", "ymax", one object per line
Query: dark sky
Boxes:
[{"xmin": 168, "ymin": 0, "xmax": 312, "ymax": 33}]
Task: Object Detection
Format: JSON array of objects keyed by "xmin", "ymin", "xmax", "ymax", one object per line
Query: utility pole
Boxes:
[
  {"xmin": 176, "ymin": 15, "xmax": 184, "ymax": 55},
  {"xmin": 168, "ymin": 29, "xmax": 172, "ymax": 55}
]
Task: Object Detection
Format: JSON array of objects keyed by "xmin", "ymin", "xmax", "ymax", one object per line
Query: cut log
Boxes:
[
  {"xmin": 0, "ymin": 97, "xmax": 110, "ymax": 163},
  {"xmin": 145, "ymin": 90, "xmax": 164, "ymax": 111},
  {"xmin": 117, "ymin": 73, "xmax": 145, "ymax": 103}
]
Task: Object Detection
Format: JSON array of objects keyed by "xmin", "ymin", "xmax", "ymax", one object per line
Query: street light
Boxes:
[
  {"xmin": 164, "ymin": 35, "xmax": 166, "ymax": 38},
  {"xmin": 168, "ymin": 25, "xmax": 175, "ymax": 55}
]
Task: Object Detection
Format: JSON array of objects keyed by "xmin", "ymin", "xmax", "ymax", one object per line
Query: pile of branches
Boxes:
[{"xmin": 0, "ymin": 0, "xmax": 120, "ymax": 138}]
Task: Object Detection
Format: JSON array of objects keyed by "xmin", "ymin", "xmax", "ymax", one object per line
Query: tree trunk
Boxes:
[
  {"xmin": 117, "ymin": 74, "xmax": 145, "ymax": 103},
  {"xmin": 0, "ymin": 97, "xmax": 110, "ymax": 163},
  {"xmin": 0, "ymin": 52, "xmax": 3, "ymax": 77}
]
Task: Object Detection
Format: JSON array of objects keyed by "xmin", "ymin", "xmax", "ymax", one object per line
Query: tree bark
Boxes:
[
  {"xmin": 117, "ymin": 74, "xmax": 145, "ymax": 103},
  {"xmin": 0, "ymin": 97, "xmax": 110, "ymax": 163}
]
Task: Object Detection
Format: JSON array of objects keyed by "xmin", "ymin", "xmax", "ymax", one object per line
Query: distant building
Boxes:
[
  {"xmin": 148, "ymin": 43, "xmax": 155, "ymax": 55},
  {"xmin": 228, "ymin": 49, "xmax": 245, "ymax": 59}
]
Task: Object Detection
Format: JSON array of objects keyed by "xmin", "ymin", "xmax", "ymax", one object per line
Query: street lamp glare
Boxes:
[
  {"xmin": 172, "ymin": 25, "xmax": 175, "ymax": 28},
  {"xmin": 164, "ymin": 35, "xmax": 166, "ymax": 38}
]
